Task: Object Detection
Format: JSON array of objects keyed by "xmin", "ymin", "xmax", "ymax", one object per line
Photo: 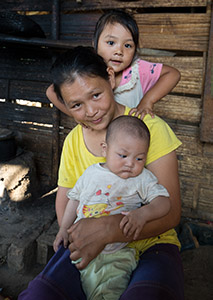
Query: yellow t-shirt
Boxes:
[
  {"xmin": 58, "ymin": 107, "xmax": 182, "ymax": 252},
  {"xmin": 58, "ymin": 107, "xmax": 181, "ymax": 187}
]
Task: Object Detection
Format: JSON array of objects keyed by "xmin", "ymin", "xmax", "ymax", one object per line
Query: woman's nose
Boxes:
[{"xmin": 85, "ymin": 104, "xmax": 98, "ymax": 117}]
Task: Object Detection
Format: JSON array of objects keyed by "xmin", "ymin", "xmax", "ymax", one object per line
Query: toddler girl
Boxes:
[{"xmin": 46, "ymin": 9, "xmax": 180, "ymax": 119}]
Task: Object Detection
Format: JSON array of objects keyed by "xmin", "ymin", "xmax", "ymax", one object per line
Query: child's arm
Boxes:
[
  {"xmin": 129, "ymin": 65, "xmax": 181, "ymax": 119},
  {"xmin": 53, "ymin": 199, "xmax": 78, "ymax": 252},
  {"xmin": 46, "ymin": 84, "xmax": 71, "ymax": 116},
  {"xmin": 120, "ymin": 196, "xmax": 171, "ymax": 240}
]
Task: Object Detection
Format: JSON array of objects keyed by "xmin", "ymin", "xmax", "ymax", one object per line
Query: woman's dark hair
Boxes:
[
  {"xmin": 93, "ymin": 9, "xmax": 139, "ymax": 53},
  {"xmin": 51, "ymin": 46, "xmax": 109, "ymax": 102}
]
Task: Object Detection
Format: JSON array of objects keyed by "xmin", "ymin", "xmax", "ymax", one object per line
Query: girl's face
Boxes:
[
  {"xmin": 102, "ymin": 132, "xmax": 148, "ymax": 179},
  {"xmin": 60, "ymin": 74, "xmax": 117, "ymax": 131},
  {"xmin": 97, "ymin": 23, "xmax": 136, "ymax": 75}
]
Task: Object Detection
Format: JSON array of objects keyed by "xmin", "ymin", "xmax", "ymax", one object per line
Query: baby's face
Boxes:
[{"xmin": 104, "ymin": 132, "xmax": 149, "ymax": 179}]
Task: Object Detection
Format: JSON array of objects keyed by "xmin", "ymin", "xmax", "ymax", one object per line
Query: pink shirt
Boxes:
[{"xmin": 114, "ymin": 59, "xmax": 162, "ymax": 108}]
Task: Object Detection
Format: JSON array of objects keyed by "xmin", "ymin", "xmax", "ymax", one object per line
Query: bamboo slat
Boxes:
[
  {"xmin": 0, "ymin": 102, "xmax": 53, "ymax": 124},
  {"xmin": 0, "ymin": 79, "xmax": 8, "ymax": 99},
  {"xmin": 0, "ymin": 12, "xmax": 210, "ymax": 53},
  {"xmin": 199, "ymin": 189, "xmax": 213, "ymax": 214},
  {"xmin": 0, "ymin": 48, "xmax": 52, "ymax": 81},
  {"xmin": 9, "ymin": 80, "xmax": 50, "ymax": 103},
  {"xmin": 0, "ymin": 0, "xmax": 208, "ymax": 12},
  {"xmin": 135, "ymin": 13, "xmax": 211, "ymax": 52},
  {"xmin": 61, "ymin": 0, "xmax": 208, "ymax": 11},
  {"xmin": 59, "ymin": 12, "xmax": 211, "ymax": 52},
  {"xmin": 154, "ymin": 95, "xmax": 202, "ymax": 123},
  {"xmin": 0, "ymin": 1, "xmax": 52, "ymax": 11},
  {"xmin": 167, "ymin": 119, "xmax": 213, "ymax": 220}
]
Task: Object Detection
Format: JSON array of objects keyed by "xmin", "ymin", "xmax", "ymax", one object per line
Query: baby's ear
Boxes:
[
  {"xmin": 107, "ymin": 67, "xmax": 116, "ymax": 89},
  {"xmin": 101, "ymin": 141, "xmax": 107, "ymax": 157}
]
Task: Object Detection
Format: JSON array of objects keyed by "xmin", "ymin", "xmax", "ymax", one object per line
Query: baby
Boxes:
[{"xmin": 53, "ymin": 115, "xmax": 171, "ymax": 300}]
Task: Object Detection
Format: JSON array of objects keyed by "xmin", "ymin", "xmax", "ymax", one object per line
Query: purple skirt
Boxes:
[{"xmin": 18, "ymin": 243, "xmax": 184, "ymax": 300}]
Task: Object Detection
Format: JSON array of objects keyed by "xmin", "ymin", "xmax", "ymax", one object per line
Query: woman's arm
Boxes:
[
  {"xmin": 68, "ymin": 150, "xmax": 181, "ymax": 269},
  {"xmin": 46, "ymin": 84, "xmax": 70, "ymax": 116},
  {"xmin": 146, "ymin": 150, "xmax": 181, "ymax": 230}
]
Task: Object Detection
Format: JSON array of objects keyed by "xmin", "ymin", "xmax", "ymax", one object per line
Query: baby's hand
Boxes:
[
  {"xmin": 120, "ymin": 210, "xmax": 146, "ymax": 240},
  {"xmin": 53, "ymin": 228, "xmax": 69, "ymax": 252}
]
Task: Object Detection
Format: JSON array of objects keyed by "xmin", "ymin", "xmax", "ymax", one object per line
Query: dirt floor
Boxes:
[{"xmin": 0, "ymin": 193, "xmax": 213, "ymax": 300}]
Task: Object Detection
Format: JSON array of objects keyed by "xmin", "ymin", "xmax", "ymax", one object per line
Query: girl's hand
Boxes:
[
  {"xmin": 120, "ymin": 210, "xmax": 146, "ymax": 240},
  {"xmin": 53, "ymin": 229, "xmax": 69, "ymax": 252},
  {"xmin": 129, "ymin": 107, "xmax": 155, "ymax": 119},
  {"xmin": 128, "ymin": 100, "xmax": 155, "ymax": 119}
]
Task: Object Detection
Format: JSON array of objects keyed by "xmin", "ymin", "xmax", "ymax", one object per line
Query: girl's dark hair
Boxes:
[
  {"xmin": 50, "ymin": 46, "xmax": 109, "ymax": 102},
  {"xmin": 93, "ymin": 9, "xmax": 139, "ymax": 53},
  {"xmin": 106, "ymin": 115, "xmax": 150, "ymax": 147}
]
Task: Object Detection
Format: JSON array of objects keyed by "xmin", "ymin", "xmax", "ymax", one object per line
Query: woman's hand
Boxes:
[
  {"xmin": 67, "ymin": 214, "xmax": 127, "ymax": 270},
  {"xmin": 67, "ymin": 217, "xmax": 108, "ymax": 270}
]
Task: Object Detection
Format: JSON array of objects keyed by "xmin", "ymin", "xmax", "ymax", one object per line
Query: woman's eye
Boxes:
[
  {"xmin": 93, "ymin": 93, "xmax": 100, "ymax": 99},
  {"xmin": 125, "ymin": 43, "xmax": 132, "ymax": 48},
  {"xmin": 71, "ymin": 103, "xmax": 81, "ymax": 109},
  {"xmin": 107, "ymin": 41, "xmax": 114, "ymax": 46}
]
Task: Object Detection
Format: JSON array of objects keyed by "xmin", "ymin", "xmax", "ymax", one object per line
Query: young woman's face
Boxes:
[
  {"xmin": 97, "ymin": 23, "xmax": 136, "ymax": 74},
  {"xmin": 103, "ymin": 132, "xmax": 148, "ymax": 179},
  {"xmin": 60, "ymin": 75, "xmax": 117, "ymax": 131}
]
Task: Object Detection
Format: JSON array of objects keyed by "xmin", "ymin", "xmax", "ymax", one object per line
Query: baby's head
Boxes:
[
  {"xmin": 94, "ymin": 9, "xmax": 139, "ymax": 61},
  {"xmin": 50, "ymin": 46, "xmax": 109, "ymax": 103},
  {"xmin": 102, "ymin": 116, "xmax": 150, "ymax": 179}
]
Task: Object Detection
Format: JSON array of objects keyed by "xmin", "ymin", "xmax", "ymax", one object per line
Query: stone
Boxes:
[
  {"xmin": 0, "ymin": 191, "xmax": 56, "ymax": 271},
  {"xmin": 36, "ymin": 220, "xmax": 59, "ymax": 265},
  {"xmin": 0, "ymin": 150, "xmax": 39, "ymax": 207},
  {"xmin": 7, "ymin": 240, "xmax": 37, "ymax": 272}
]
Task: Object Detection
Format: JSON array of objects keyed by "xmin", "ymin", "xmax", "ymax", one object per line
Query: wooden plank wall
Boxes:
[{"xmin": 0, "ymin": 0, "xmax": 212, "ymax": 220}]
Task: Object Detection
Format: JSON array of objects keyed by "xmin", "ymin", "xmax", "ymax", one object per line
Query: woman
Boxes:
[{"xmin": 18, "ymin": 46, "xmax": 184, "ymax": 300}]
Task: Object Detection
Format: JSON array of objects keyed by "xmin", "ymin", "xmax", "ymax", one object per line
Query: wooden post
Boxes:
[
  {"xmin": 51, "ymin": 0, "xmax": 60, "ymax": 185},
  {"xmin": 52, "ymin": 0, "xmax": 60, "ymax": 40},
  {"xmin": 200, "ymin": 2, "xmax": 213, "ymax": 142}
]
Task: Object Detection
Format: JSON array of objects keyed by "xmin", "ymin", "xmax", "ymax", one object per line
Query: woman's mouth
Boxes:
[{"xmin": 91, "ymin": 117, "xmax": 102, "ymax": 124}]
